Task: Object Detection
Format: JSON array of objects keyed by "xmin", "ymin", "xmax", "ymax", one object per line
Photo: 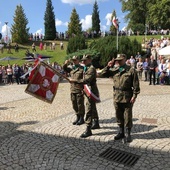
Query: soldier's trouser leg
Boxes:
[
  {"xmin": 80, "ymin": 97, "xmax": 94, "ymax": 138},
  {"xmin": 91, "ymin": 105, "xmax": 100, "ymax": 129},
  {"xmin": 114, "ymin": 102, "xmax": 125, "ymax": 128},
  {"xmin": 124, "ymin": 103, "xmax": 133, "ymax": 129},
  {"xmin": 114, "ymin": 102, "xmax": 125, "ymax": 140},
  {"xmin": 71, "ymin": 93, "xmax": 85, "ymax": 114},
  {"xmin": 124, "ymin": 103, "xmax": 133, "ymax": 142},
  {"xmin": 76, "ymin": 93, "xmax": 85, "ymax": 125},
  {"xmin": 71, "ymin": 93, "xmax": 85, "ymax": 125},
  {"xmin": 71, "ymin": 93, "xmax": 78, "ymax": 114},
  {"xmin": 85, "ymin": 97, "xmax": 94, "ymax": 127}
]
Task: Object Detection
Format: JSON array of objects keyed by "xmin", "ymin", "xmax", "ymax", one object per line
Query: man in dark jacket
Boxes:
[{"xmin": 148, "ymin": 55, "xmax": 158, "ymax": 85}]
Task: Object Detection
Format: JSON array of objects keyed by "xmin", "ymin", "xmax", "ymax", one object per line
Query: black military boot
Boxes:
[
  {"xmin": 76, "ymin": 116, "xmax": 85, "ymax": 125},
  {"xmin": 114, "ymin": 127, "xmax": 125, "ymax": 140},
  {"xmin": 125, "ymin": 128, "xmax": 132, "ymax": 143},
  {"xmin": 80, "ymin": 126, "xmax": 92, "ymax": 138},
  {"xmin": 91, "ymin": 119, "xmax": 100, "ymax": 129},
  {"xmin": 72, "ymin": 115, "xmax": 80, "ymax": 125}
]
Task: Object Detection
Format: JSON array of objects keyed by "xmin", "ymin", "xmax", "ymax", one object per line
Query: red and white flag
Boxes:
[
  {"xmin": 25, "ymin": 62, "xmax": 60, "ymax": 103},
  {"xmin": 112, "ymin": 16, "xmax": 118, "ymax": 29}
]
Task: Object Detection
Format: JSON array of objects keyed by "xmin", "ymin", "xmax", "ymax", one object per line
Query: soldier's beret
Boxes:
[
  {"xmin": 81, "ymin": 54, "xmax": 91, "ymax": 61},
  {"xmin": 115, "ymin": 54, "xmax": 126, "ymax": 61},
  {"xmin": 72, "ymin": 56, "xmax": 79, "ymax": 60}
]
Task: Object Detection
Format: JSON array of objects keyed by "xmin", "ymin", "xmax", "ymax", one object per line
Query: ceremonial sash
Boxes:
[{"xmin": 83, "ymin": 84, "xmax": 101, "ymax": 103}]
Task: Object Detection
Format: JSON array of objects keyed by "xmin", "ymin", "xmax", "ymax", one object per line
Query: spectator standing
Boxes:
[
  {"xmin": 143, "ymin": 58, "xmax": 149, "ymax": 81},
  {"xmin": 6, "ymin": 64, "xmax": 13, "ymax": 84},
  {"xmin": 43, "ymin": 43, "xmax": 47, "ymax": 50},
  {"xmin": 7, "ymin": 43, "xmax": 12, "ymax": 54},
  {"xmin": 136, "ymin": 58, "xmax": 143, "ymax": 80},
  {"xmin": 52, "ymin": 42, "xmax": 56, "ymax": 50},
  {"xmin": 129, "ymin": 56, "xmax": 136, "ymax": 67},
  {"xmin": 13, "ymin": 64, "xmax": 21, "ymax": 84},
  {"xmin": 60, "ymin": 41, "xmax": 64, "ymax": 50},
  {"xmin": 39, "ymin": 42, "xmax": 43, "ymax": 51},
  {"xmin": 148, "ymin": 55, "xmax": 158, "ymax": 85},
  {"xmin": 14, "ymin": 43, "xmax": 19, "ymax": 52},
  {"xmin": 0, "ymin": 66, "xmax": 2, "ymax": 84},
  {"xmin": 158, "ymin": 58, "xmax": 167, "ymax": 85},
  {"xmin": 32, "ymin": 43, "xmax": 36, "ymax": 52},
  {"xmin": 2, "ymin": 66, "xmax": 7, "ymax": 84}
]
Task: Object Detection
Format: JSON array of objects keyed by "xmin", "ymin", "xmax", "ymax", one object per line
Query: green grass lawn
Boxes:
[
  {"xmin": 1, "ymin": 34, "xmax": 169, "ymax": 66},
  {"xmin": 0, "ymin": 40, "xmax": 68, "ymax": 66}
]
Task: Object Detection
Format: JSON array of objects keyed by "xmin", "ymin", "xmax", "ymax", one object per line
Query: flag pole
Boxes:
[
  {"xmin": 116, "ymin": 28, "xmax": 118, "ymax": 51},
  {"xmin": 112, "ymin": 16, "xmax": 119, "ymax": 52}
]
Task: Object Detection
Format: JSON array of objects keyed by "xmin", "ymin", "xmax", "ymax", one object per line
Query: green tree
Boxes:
[
  {"xmin": 148, "ymin": 0, "xmax": 170, "ymax": 29},
  {"xmin": 44, "ymin": 0, "xmax": 56, "ymax": 40},
  {"xmin": 67, "ymin": 35, "xmax": 87, "ymax": 54},
  {"xmin": 90, "ymin": 36, "xmax": 142, "ymax": 66},
  {"xmin": 89, "ymin": 36, "xmax": 117, "ymax": 66},
  {"xmin": 119, "ymin": 0, "xmax": 148, "ymax": 29},
  {"xmin": 11, "ymin": 4, "xmax": 29, "ymax": 43},
  {"xmin": 67, "ymin": 8, "xmax": 82, "ymax": 37},
  {"xmin": 92, "ymin": 1, "xmax": 101, "ymax": 37},
  {"xmin": 119, "ymin": 0, "xmax": 170, "ymax": 30}
]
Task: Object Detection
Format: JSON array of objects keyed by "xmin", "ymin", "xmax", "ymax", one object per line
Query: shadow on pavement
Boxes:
[{"xmin": 0, "ymin": 120, "xmax": 169, "ymax": 170}]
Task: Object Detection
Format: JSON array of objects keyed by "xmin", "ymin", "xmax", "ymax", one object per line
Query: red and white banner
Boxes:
[
  {"xmin": 112, "ymin": 16, "xmax": 118, "ymax": 29},
  {"xmin": 83, "ymin": 84, "xmax": 101, "ymax": 103},
  {"xmin": 25, "ymin": 62, "xmax": 60, "ymax": 103}
]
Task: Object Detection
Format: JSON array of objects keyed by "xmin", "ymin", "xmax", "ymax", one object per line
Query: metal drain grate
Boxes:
[{"xmin": 99, "ymin": 147, "xmax": 140, "ymax": 166}]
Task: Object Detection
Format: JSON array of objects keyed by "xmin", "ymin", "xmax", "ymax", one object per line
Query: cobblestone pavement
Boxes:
[{"xmin": 0, "ymin": 78, "xmax": 170, "ymax": 170}]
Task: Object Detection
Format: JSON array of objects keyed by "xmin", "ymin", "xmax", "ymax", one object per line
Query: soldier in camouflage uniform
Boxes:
[
  {"xmin": 69, "ymin": 55, "xmax": 100, "ymax": 138},
  {"xmin": 101, "ymin": 54, "xmax": 140, "ymax": 142},
  {"xmin": 63, "ymin": 56, "xmax": 85, "ymax": 125}
]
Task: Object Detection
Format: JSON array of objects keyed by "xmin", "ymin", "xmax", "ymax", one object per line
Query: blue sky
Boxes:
[{"xmin": 0, "ymin": 0, "xmax": 127, "ymax": 37}]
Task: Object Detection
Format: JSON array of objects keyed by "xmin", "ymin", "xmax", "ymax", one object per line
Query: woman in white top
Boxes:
[
  {"xmin": 158, "ymin": 58, "xmax": 167, "ymax": 85},
  {"xmin": 136, "ymin": 58, "xmax": 143, "ymax": 80},
  {"xmin": 6, "ymin": 64, "xmax": 13, "ymax": 84}
]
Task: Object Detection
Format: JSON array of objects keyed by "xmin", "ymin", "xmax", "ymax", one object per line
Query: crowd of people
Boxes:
[
  {"xmin": 0, "ymin": 61, "xmax": 63, "ymax": 85},
  {"xmin": 126, "ymin": 36, "xmax": 170, "ymax": 85}
]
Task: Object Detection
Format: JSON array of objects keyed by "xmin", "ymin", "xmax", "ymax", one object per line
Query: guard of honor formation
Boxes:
[{"xmin": 63, "ymin": 54, "xmax": 140, "ymax": 143}]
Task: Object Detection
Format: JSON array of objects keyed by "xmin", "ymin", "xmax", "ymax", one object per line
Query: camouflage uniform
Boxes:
[
  {"xmin": 102, "ymin": 64, "xmax": 140, "ymax": 129},
  {"xmin": 77, "ymin": 64, "xmax": 99, "ymax": 127},
  {"xmin": 63, "ymin": 63, "xmax": 85, "ymax": 122}
]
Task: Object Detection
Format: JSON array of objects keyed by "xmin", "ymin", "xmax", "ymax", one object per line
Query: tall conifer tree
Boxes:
[
  {"xmin": 11, "ymin": 4, "xmax": 29, "ymax": 43},
  {"xmin": 44, "ymin": 0, "xmax": 56, "ymax": 40},
  {"xmin": 67, "ymin": 8, "xmax": 82, "ymax": 36},
  {"xmin": 92, "ymin": 0, "xmax": 100, "ymax": 36}
]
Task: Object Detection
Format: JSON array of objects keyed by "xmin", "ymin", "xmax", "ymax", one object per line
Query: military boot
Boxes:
[
  {"xmin": 114, "ymin": 127, "xmax": 125, "ymax": 140},
  {"xmin": 125, "ymin": 128, "xmax": 132, "ymax": 143},
  {"xmin": 76, "ymin": 116, "xmax": 85, "ymax": 125},
  {"xmin": 91, "ymin": 118, "xmax": 100, "ymax": 129},
  {"xmin": 80, "ymin": 126, "xmax": 92, "ymax": 138},
  {"xmin": 72, "ymin": 115, "xmax": 80, "ymax": 125}
]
